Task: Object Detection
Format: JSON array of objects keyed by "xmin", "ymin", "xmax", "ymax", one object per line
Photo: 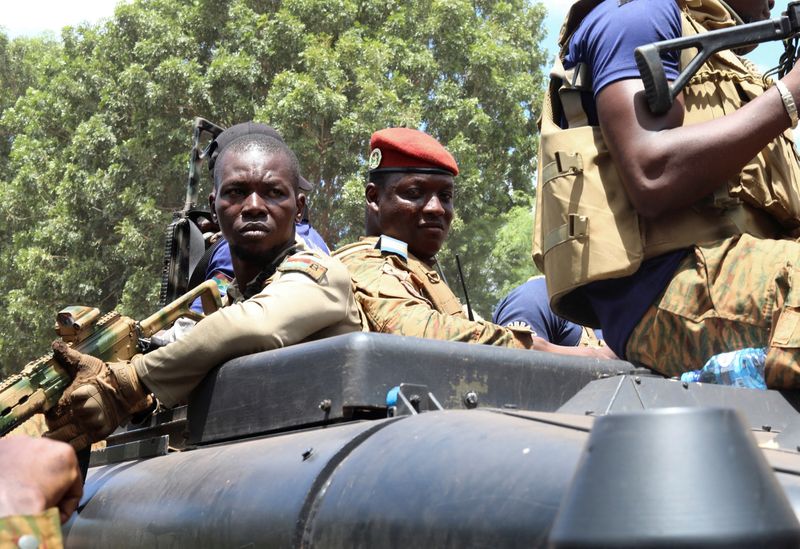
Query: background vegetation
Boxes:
[{"xmin": 0, "ymin": 0, "xmax": 547, "ymax": 372}]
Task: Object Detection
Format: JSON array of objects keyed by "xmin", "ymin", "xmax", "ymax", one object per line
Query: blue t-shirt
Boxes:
[
  {"xmin": 493, "ymin": 277, "xmax": 600, "ymax": 346},
  {"xmin": 563, "ymin": 0, "xmax": 681, "ymax": 126},
  {"xmin": 563, "ymin": 0, "xmax": 686, "ymax": 358},
  {"xmin": 296, "ymin": 220, "xmax": 331, "ymax": 255}
]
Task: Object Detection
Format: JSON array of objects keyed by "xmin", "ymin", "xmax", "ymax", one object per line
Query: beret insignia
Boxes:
[{"xmin": 368, "ymin": 148, "xmax": 382, "ymax": 170}]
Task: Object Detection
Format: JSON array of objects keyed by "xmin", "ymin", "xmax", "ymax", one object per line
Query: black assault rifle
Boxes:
[
  {"xmin": 159, "ymin": 117, "xmax": 224, "ymax": 306},
  {"xmin": 635, "ymin": 1, "xmax": 800, "ymax": 115}
]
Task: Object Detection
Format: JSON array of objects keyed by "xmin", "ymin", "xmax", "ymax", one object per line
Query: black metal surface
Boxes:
[
  {"xmin": 187, "ymin": 332, "xmax": 637, "ymax": 445},
  {"xmin": 103, "ymin": 405, "xmax": 189, "ymax": 450},
  {"xmin": 67, "ymin": 410, "xmax": 590, "ymax": 548},
  {"xmin": 304, "ymin": 410, "xmax": 588, "ymax": 548},
  {"xmin": 557, "ymin": 375, "xmax": 800, "ymax": 449},
  {"xmin": 549, "ymin": 408, "xmax": 800, "ymax": 548},
  {"xmin": 66, "ymin": 419, "xmax": 397, "ymax": 548},
  {"xmin": 89, "ymin": 435, "xmax": 169, "ymax": 467}
]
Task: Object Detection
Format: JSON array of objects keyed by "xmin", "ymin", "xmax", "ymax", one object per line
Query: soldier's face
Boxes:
[
  {"xmin": 210, "ymin": 149, "xmax": 304, "ymax": 265},
  {"xmin": 369, "ymin": 173, "xmax": 455, "ymax": 262}
]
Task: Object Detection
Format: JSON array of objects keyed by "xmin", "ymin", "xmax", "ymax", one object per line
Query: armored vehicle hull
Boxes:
[{"xmin": 64, "ymin": 333, "xmax": 800, "ymax": 547}]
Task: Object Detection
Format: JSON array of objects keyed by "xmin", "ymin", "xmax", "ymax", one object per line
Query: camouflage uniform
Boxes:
[
  {"xmin": 626, "ymin": 234, "xmax": 800, "ymax": 388},
  {"xmin": 0, "ymin": 508, "xmax": 62, "ymax": 548},
  {"xmin": 334, "ymin": 236, "xmax": 527, "ymax": 348},
  {"xmin": 133, "ymin": 238, "xmax": 362, "ymax": 407}
]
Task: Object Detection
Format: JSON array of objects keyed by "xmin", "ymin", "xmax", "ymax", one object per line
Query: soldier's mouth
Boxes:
[{"xmin": 239, "ymin": 222, "xmax": 270, "ymax": 237}]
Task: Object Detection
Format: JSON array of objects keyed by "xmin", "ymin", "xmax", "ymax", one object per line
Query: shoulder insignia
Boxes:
[
  {"xmin": 376, "ymin": 235, "xmax": 408, "ymax": 261},
  {"xmin": 278, "ymin": 255, "xmax": 328, "ymax": 283}
]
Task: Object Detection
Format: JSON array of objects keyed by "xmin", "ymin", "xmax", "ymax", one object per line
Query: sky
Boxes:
[
  {"xmin": 1, "ymin": 0, "xmax": 124, "ymax": 38},
  {"xmin": 0, "ymin": 0, "xmax": 793, "ymax": 74}
]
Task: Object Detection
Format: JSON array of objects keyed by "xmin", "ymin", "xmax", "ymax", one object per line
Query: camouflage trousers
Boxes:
[{"xmin": 626, "ymin": 234, "xmax": 800, "ymax": 388}]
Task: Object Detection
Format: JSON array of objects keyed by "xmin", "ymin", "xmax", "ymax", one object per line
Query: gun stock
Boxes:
[
  {"xmin": 0, "ymin": 280, "xmax": 222, "ymax": 436},
  {"xmin": 635, "ymin": 1, "xmax": 800, "ymax": 114}
]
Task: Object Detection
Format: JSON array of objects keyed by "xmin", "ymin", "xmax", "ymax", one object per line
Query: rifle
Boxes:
[
  {"xmin": 159, "ymin": 117, "xmax": 224, "ymax": 306},
  {"xmin": 0, "ymin": 280, "xmax": 222, "ymax": 437},
  {"xmin": 635, "ymin": 1, "xmax": 800, "ymax": 115}
]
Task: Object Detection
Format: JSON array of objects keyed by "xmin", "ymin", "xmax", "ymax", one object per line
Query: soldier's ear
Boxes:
[
  {"xmin": 208, "ymin": 192, "xmax": 217, "ymax": 220},
  {"xmin": 365, "ymin": 182, "xmax": 379, "ymax": 208},
  {"xmin": 295, "ymin": 192, "xmax": 307, "ymax": 222}
]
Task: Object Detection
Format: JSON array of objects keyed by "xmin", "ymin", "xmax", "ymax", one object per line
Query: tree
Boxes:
[{"xmin": 0, "ymin": 0, "xmax": 546, "ymax": 372}]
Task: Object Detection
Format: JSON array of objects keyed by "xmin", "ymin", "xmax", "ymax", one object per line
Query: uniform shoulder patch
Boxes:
[{"xmin": 278, "ymin": 255, "xmax": 328, "ymax": 283}]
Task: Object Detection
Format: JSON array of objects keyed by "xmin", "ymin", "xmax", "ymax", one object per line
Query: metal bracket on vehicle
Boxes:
[
  {"xmin": 386, "ymin": 384, "xmax": 444, "ymax": 417},
  {"xmin": 90, "ymin": 435, "xmax": 170, "ymax": 467}
]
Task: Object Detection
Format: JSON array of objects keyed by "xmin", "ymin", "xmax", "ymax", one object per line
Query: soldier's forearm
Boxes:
[{"xmin": 135, "ymin": 274, "xmax": 352, "ymax": 407}]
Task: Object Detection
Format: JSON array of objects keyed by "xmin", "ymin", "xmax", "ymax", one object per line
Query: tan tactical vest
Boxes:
[
  {"xmin": 533, "ymin": 0, "xmax": 800, "ymax": 326},
  {"xmin": 334, "ymin": 237, "xmax": 464, "ymax": 317}
]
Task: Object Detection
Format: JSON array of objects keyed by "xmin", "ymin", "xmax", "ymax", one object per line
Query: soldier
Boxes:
[
  {"xmin": 45, "ymin": 127, "xmax": 362, "ymax": 450},
  {"xmin": 0, "ymin": 436, "xmax": 82, "ymax": 547},
  {"xmin": 335, "ymin": 127, "xmax": 614, "ymax": 358},
  {"xmin": 533, "ymin": 0, "xmax": 800, "ymax": 387},
  {"xmin": 188, "ymin": 123, "xmax": 330, "ymax": 314}
]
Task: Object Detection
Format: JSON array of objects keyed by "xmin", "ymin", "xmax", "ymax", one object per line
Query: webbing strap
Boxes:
[
  {"xmin": 552, "ymin": 59, "xmax": 592, "ymax": 128},
  {"xmin": 543, "ymin": 214, "xmax": 589, "ymax": 253},
  {"xmin": 564, "ymin": 63, "xmax": 591, "ymax": 128},
  {"xmin": 542, "ymin": 151, "xmax": 583, "ymax": 184},
  {"xmin": 407, "ymin": 256, "xmax": 464, "ymax": 317}
]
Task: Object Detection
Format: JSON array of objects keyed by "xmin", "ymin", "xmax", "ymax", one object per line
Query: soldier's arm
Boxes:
[
  {"xmin": 134, "ymin": 255, "xmax": 358, "ymax": 407},
  {"xmin": 598, "ymin": 76, "xmax": 797, "ymax": 218},
  {"xmin": 358, "ymin": 288, "xmax": 529, "ymax": 348}
]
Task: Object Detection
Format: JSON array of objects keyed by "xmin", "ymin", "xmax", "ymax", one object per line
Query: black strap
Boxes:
[{"xmin": 187, "ymin": 238, "xmax": 225, "ymax": 291}]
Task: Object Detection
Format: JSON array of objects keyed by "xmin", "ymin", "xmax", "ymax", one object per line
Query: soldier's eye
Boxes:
[{"xmin": 225, "ymin": 187, "xmax": 246, "ymax": 198}]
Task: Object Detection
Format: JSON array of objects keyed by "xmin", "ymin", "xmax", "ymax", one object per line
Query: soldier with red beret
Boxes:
[{"xmin": 335, "ymin": 127, "xmax": 614, "ymax": 357}]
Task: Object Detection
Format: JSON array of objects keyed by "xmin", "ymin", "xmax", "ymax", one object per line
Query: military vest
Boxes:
[{"xmin": 533, "ymin": 0, "xmax": 800, "ymax": 326}]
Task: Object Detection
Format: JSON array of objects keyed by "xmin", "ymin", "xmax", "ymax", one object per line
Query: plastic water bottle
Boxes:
[{"xmin": 680, "ymin": 348, "xmax": 767, "ymax": 390}]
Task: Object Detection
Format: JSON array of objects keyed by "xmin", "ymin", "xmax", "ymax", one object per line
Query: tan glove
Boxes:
[{"xmin": 45, "ymin": 341, "xmax": 153, "ymax": 450}]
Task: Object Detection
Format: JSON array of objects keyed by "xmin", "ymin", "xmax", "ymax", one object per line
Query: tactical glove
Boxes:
[{"xmin": 45, "ymin": 341, "xmax": 153, "ymax": 450}]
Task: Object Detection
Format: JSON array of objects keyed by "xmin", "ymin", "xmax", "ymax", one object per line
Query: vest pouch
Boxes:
[
  {"xmin": 680, "ymin": 20, "xmax": 800, "ymax": 230},
  {"xmin": 538, "ymin": 124, "xmax": 644, "ymax": 325}
]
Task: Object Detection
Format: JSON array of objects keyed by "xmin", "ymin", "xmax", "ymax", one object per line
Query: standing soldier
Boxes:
[
  {"xmin": 534, "ymin": 0, "xmax": 800, "ymax": 387},
  {"xmin": 335, "ymin": 127, "xmax": 614, "ymax": 358}
]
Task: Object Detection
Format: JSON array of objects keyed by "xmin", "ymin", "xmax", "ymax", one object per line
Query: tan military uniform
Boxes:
[
  {"xmin": 133, "ymin": 239, "xmax": 362, "ymax": 407},
  {"xmin": 334, "ymin": 236, "xmax": 527, "ymax": 348},
  {"xmin": 0, "ymin": 508, "xmax": 63, "ymax": 548}
]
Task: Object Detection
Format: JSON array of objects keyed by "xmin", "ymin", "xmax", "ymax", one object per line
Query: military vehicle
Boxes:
[
  {"xmin": 63, "ymin": 332, "xmax": 800, "ymax": 547},
  {"xmin": 18, "ymin": 7, "xmax": 800, "ymax": 546}
]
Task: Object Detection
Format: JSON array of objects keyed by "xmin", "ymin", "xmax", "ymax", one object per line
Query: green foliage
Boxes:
[{"xmin": 0, "ymin": 0, "xmax": 547, "ymax": 373}]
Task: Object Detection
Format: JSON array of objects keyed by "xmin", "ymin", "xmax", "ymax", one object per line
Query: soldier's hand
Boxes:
[
  {"xmin": 0, "ymin": 436, "xmax": 83, "ymax": 524},
  {"xmin": 45, "ymin": 341, "xmax": 152, "ymax": 450}
]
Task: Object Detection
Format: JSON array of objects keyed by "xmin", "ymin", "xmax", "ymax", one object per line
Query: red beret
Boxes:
[{"xmin": 368, "ymin": 128, "xmax": 458, "ymax": 176}]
